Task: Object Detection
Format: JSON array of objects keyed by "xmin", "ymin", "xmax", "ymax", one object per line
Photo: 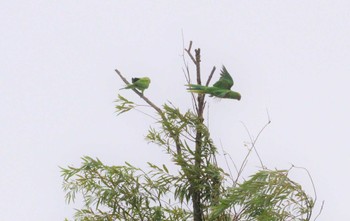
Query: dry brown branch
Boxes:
[
  {"xmin": 185, "ymin": 41, "xmax": 196, "ymax": 64},
  {"xmin": 205, "ymin": 66, "xmax": 216, "ymax": 86},
  {"xmin": 188, "ymin": 41, "xmax": 192, "ymax": 52}
]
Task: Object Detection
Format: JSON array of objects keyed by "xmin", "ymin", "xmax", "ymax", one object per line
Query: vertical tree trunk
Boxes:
[{"xmin": 192, "ymin": 48, "xmax": 204, "ymax": 221}]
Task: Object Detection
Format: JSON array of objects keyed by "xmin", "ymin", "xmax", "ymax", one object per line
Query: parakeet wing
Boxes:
[
  {"xmin": 213, "ymin": 66, "xmax": 233, "ymax": 90},
  {"xmin": 132, "ymin": 78, "xmax": 140, "ymax": 83}
]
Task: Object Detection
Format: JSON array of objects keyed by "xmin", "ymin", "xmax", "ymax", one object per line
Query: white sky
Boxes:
[{"xmin": 1, "ymin": 1, "xmax": 349, "ymax": 220}]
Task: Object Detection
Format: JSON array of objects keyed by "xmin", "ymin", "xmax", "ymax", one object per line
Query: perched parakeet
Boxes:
[
  {"xmin": 186, "ymin": 66, "xmax": 241, "ymax": 100},
  {"xmin": 122, "ymin": 77, "xmax": 151, "ymax": 94}
]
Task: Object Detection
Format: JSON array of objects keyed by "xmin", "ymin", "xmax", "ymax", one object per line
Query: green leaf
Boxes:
[{"xmin": 114, "ymin": 94, "xmax": 135, "ymax": 115}]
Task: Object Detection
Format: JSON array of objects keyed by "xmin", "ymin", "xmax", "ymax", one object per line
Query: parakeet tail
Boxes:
[
  {"xmin": 186, "ymin": 84, "xmax": 208, "ymax": 94},
  {"xmin": 120, "ymin": 84, "xmax": 135, "ymax": 90}
]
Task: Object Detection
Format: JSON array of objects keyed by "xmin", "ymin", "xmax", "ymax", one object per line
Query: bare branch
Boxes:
[
  {"xmin": 220, "ymin": 141, "xmax": 236, "ymax": 183},
  {"xmin": 185, "ymin": 41, "xmax": 197, "ymax": 65},
  {"xmin": 188, "ymin": 41, "xmax": 192, "ymax": 52},
  {"xmin": 205, "ymin": 66, "xmax": 216, "ymax": 87},
  {"xmin": 182, "ymin": 40, "xmax": 199, "ymax": 113}
]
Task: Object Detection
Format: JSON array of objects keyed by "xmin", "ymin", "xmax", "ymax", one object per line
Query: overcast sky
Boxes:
[{"xmin": 1, "ymin": 1, "xmax": 349, "ymax": 220}]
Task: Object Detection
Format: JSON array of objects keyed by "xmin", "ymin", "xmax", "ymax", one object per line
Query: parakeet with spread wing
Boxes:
[
  {"xmin": 186, "ymin": 66, "xmax": 241, "ymax": 100},
  {"xmin": 121, "ymin": 77, "xmax": 151, "ymax": 94}
]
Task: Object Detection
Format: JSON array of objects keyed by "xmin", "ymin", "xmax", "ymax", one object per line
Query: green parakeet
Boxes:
[
  {"xmin": 122, "ymin": 77, "xmax": 151, "ymax": 94},
  {"xmin": 186, "ymin": 66, "xmax": 241, "ymax": 100}
]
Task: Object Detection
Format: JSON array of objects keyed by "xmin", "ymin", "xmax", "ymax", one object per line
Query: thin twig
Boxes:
[
  {"xmin": 182, "ymin": 60, "xmax": 198, "ymax": 112},
  {"xmin": 291, "ymin": 164, "xmax": 324, "ymax": 221},
  {"xmin": 234, "ymin": 119, "xmax": 271, "ymax": 186},
  {"xmin": 313, "ymin": 201, "xmax": 325, "ymax": 221},
  {"xmin": 241, "ymin": 122, "xmax": 266, "ymax": 168},
  {"xmin": 185, "ymin": 41, "xmax": 196, "ymax": 64},
  {"xmin": 205, "ymin": 66, "xmax": 216, "ymax": 87},
  {"xmin": 241, "ymin": 110, "xmax": 271, "ymax": 169},
  {"xmin": 220, "ymin": 141, "xmax": 234, "ymax": 182},
  {"xmin": 181, "ymin": 36, "xmax": 199, "ymax": 113},
  {"xmin": 291, "ymin": 165, "xmax": 318, "ymax": 203},
  {"xmin": 133, "ymin": 108, "xmax": 158, "ymax": 121},
  {"xmin": 188, "ymin": 41, "xmax": 192, "ymax": 52}
]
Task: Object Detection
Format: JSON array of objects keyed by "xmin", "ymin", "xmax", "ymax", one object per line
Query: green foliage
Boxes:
[
  {"xmin": 61, "ymin": 156, "xmax": 191, "ymax": 221},
  {"xmin": 62, "ymin": 94, "xmax": 316, "ymax": 221},
  {"xmin": 62, "ymin": 101, "xmax": 226, "ymax": 220},
  {"xmin": 147, "ymin": 104, "xmax": 224, "ymax": 208},
  {"xmin": 114, "ymin": 95, "xmax": 135, "ymax": 115},
  {"xmin": 209, "ymin": 170, "xmax": 314, "ymax": 221}
]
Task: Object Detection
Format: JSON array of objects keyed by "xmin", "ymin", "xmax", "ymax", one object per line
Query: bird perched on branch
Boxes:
[
  {"xmin": 121, "ymin": 77, "xmax": 151, "ymax": 94},
  {"xmin": 186, "ymin": 66, "xmax": 241, "ymax": 100}
]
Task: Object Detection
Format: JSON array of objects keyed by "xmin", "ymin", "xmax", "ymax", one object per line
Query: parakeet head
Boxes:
[{"xmin": 227, "ymin": 90, "xmax": 241, "ymax": 100}]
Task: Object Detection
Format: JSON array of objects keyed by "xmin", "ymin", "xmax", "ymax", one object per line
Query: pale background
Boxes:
[{"xmin": 1, "ymin": 1, "xmax": 349, "ymax": 220}]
